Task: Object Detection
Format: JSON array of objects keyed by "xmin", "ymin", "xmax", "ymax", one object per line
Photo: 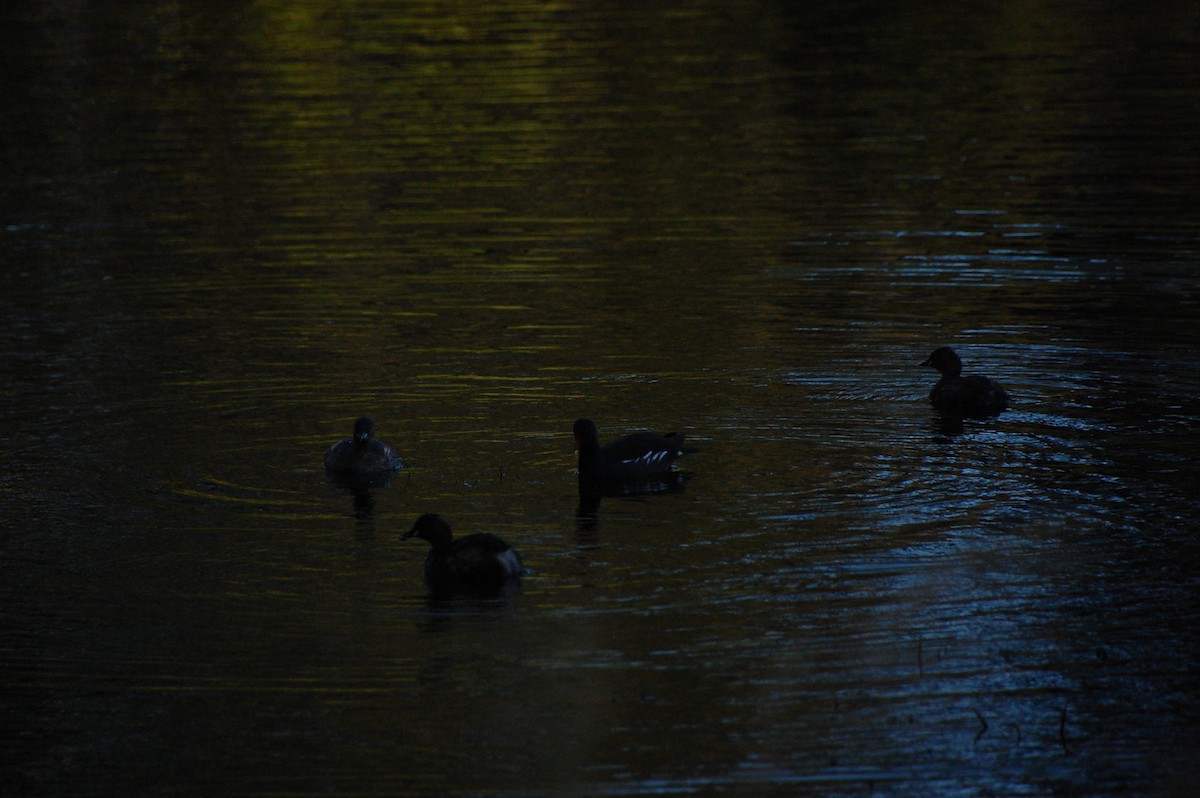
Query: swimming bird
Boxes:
[
  {"xmin": 920, "ymin": 346, "xmax": 1008, "ymax": 418},
  {"xmin": 573, "ymin": 418, "xmax": 692, "ymax": 483},
  {"xmin": 403, "ymin": 513, "xmax": 522, "ymax": 595},
  {"xmin": 324, "ymin": 417, "xmax": 403, "ymax": 475}
]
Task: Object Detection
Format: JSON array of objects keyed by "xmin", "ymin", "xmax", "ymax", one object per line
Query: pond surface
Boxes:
[{"xmin": 3, "ymin": 1, "xmax": 1200, "ymax": 796}]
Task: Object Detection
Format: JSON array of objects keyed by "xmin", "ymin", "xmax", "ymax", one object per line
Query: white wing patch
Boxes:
[
  {"xmin": 495, "ymin": 548, "xmax": 523, "ymax": 577},
  {"xmin": 623, "ymin": 449, "xmax": 677, "ymax": 467}
]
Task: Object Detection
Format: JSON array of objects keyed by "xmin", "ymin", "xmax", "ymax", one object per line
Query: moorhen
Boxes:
[
  {"xmin": 920, "ymin": 347, "xmax": 1008, "ymax": 419},
  {"xmin": 573, "ymin": 418, "xmax": 691, "ymax": 483},
  {"xmin": 324, "ymin": 417, "xmax": 403, "ymax": 475},
  {"xmin": 403, "ymin": 513, "xmax": 522, "ymax": 595}
]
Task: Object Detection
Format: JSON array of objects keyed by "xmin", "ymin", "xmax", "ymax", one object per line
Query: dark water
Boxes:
[{"xmin": 4, "ymin": 1, "xmax": 1200, "ymax": 795}]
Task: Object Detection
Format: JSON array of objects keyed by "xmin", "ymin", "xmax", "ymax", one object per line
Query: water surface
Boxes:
[{"xmin": 3, "ymin": 1, "xmax": 1199, "ymax": 796}]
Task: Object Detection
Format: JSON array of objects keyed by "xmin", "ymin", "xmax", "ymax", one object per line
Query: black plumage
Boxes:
[
  {"xmin": 573, "ymin": 418, "xmax": 691, "ymax": 483},
  {"xmin": 324, "ymin": 417, "xmax": 403, "ymax": 475},
  {"xmin": 921, "ymin": 347, "xmax": 1009, "ymax": 418},
  {"xmin": 403, "ymin": 514, "xmax": 522, "ymax": 596}
]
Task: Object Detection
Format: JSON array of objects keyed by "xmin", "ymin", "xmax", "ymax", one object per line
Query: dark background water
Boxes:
[{"xmin": 3, "ymin": 1, "xmax": 1199, "ymax": 796}]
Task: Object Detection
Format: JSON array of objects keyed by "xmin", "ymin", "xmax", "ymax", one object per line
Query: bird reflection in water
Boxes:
[{"xmin": 575, "ymin": 471, "xmax": 693, "ymax": 542}]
